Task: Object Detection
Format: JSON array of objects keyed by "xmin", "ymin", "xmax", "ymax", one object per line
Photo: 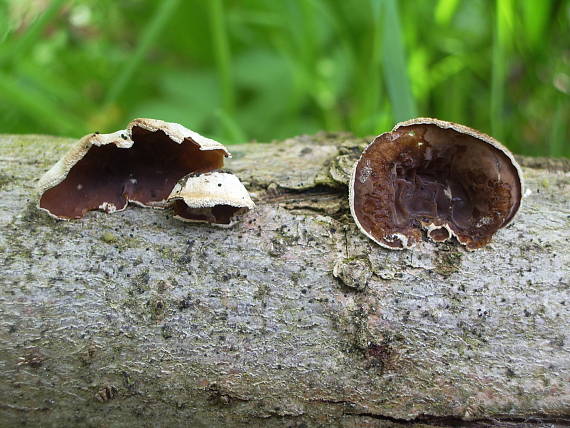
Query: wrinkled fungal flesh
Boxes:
[{"xmin": 350, "ymin": 118, "xmax": 523, "ymax": 250}]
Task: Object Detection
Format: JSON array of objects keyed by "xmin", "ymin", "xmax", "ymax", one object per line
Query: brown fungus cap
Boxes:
[
  {"xmin": 37, "ymin": 118, "xmax": 230, "ymax": 219},
  {"xmin": 349, "ymin": 118, "xmax": 523, "ymax": 250},
  {"xmin": 168, "ymin": 171, "xmax": 255, "ymax": 226}
]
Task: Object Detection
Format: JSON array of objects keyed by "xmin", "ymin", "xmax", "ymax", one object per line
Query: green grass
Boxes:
[
  {"xmin": 381, "ymin": 0, "xmax": 417, "ymax": 122},
  {"xmin": 208, "ymin": 0, "xmax": 236, "ymax": 128},
  {"xmin": 0, "ymin": 0, "xmax": 568, "ymax": 157},
  {"xmin": 104, "ymin": 0, "xmax": 181, "ymax": 106},
  {"xmin": 0, "ymin": 0, "xmax": 65, "ymax": 63}
]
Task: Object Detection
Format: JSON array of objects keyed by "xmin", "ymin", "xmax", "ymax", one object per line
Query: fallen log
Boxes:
[{"xmin": 0, "ymin": 133, "xmax": 569, "ymax": 427}]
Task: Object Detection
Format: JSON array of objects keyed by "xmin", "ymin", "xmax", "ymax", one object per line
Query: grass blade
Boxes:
[
  {"xmin": 380, "ymin": 0, "xmax": 417, "ymax": 122},
  {"xmin": 208, "ymin": 0, "xmax": 236, "ymax": 125},
  {"xmin": 549, "ymin": 97, "xmax": 568, "ymax": 157},
  {"xmin": 214, "ymin": 109, "xmax": 246, "ymax": 144},
  {"xmin": 491, "ymin": 0, "xmax": 513, "ymax": 139},
  {"xmin": 0, "ymin": 2, "xmax": 11, "ymax": 43},
  {"xmin": 0, "ymin": 0, "xmax": 66, "ymax": 64},
  {"xmin": 521, "ymin": 0, "xmax": 552, "ymax": 50},
  {"xmin": 350, "ymin": 0, "xmax": 383, "ymax": 134},
  {"xmin": 0, "ymin": 71, "xmax": 85, "ymax": 136},
  {"xmin": 435, "ymin": 0, "xmax": 460, "ymax": 26},
  {"xmin": 104, "ymin": 0, "xmax": 180, "ymax": 106}
]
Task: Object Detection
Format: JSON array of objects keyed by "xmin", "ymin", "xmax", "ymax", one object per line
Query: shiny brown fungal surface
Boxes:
[
  {"xmin": 349, "ymin": 118, "xmax": 523, "ymax": 250},
  {"xmin": 37, "ymin": 119, "xmax": 229, "ymax": 219},
  {"xmin": 168, "ymin": 171, "xmax": 255, "ymax": 226}
]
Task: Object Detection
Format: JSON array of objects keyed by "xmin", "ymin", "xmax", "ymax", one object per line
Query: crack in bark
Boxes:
[
  {"xmin": 345, "ymin": 411, "xmax": 570, "ymax": 427},
  {"xmin": 261, "ymin": 184, "xmax": 345, "ymax": 203},
  {"xmin": 263, "ymin": 191, "xmax": 342, "ymax": 205},
  {"xmin": 309, "ymin": 399, "xmax": 570, "ymax": 427},
  {"xmin": 261, "ymin": 185, "xmax": 349, "ymax": 218},
  {"xmin": 0, "ymin": 403, "xmax": 51, "ymax": 413}
]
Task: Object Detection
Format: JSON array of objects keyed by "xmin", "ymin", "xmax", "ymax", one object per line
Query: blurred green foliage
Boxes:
[{"xmin": 0, "ymin": 0, "xmax": 568, "ymax": 157}]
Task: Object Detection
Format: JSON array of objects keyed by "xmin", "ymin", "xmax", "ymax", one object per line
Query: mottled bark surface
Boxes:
[{"xmin": 0, "ymin": 133, "xmax": 569, "ymax": 427}]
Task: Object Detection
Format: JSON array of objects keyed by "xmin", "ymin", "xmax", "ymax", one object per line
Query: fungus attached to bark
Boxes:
[
  {"xmin": 349, "ymin": 118, "xmax": 523, "ymax": 250},
  {"xmin": 37, "ymin": 118, "xmax": 229, "ymax": 219},
  {"xmin": 168, "ymin": 171, "xmax": 255, "ymax": 225}
]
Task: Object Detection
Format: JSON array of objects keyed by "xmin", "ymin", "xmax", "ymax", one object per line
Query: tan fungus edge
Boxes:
[
  {"xmin": 36, "ymin": 130, "xmax": 133, "ymax": 219},
  {"xmin": 421, "ymin": 222, "xmax": 456, "ymax": 243},
  {"xmin": 128, "ymin": 118, "xmax": 231, "ymax": 157},
  {"xmin": 168, "ymin": 172, "xmax": 255, "ymax": 226}
]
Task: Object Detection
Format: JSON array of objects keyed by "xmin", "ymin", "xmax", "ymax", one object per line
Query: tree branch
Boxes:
[{"xmin": 0, "ymin": 133, "xmax": 569, "ymax": 427}]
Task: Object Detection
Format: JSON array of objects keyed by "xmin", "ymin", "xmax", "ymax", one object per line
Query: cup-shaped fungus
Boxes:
[
  {"xmin": 349, "ymin": 118, "xmax": 523, "ymax": 250},
  {"xmin": 168, "ymin": 171, "xmax": 255, "ymax": 226},
  {"xmin": 37, "ymin": 118, "xmax": 230, "ymax": 219}
]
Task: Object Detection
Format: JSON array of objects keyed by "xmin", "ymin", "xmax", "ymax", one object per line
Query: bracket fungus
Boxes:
[
  {"xmin": 349, "ymin": 118, "xmax": 523, "ymax": 250},
  {"xmin": 168, "ymin": 172, "xmax": 255, "ymax": 226},
  {"xmin": 37, "ymin": 118, "xmax": 230, "ymax": 219}
]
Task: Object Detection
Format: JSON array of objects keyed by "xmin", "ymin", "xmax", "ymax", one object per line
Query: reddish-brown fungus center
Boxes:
[
  {"xmin": 352, "ymin": 124, "xmax": 521, "ymax": 249},
  {"xmin": 40, "ymin": 127, "xmax": 226, "ymax": 219}
]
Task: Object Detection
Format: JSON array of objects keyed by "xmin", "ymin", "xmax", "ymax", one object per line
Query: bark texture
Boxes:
[{"xmin": 0, "ymin": 133, "xmax": 569, "ymax": 427}]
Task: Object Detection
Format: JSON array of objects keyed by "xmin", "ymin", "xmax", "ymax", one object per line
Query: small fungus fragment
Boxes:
[
  {"xmin": 37, "ymin": 118, "xmax": 230, "ymax": 219},
  {"xmin": 168, "ymin": 171, "xmax": 255, "ymax": 225},
  {"xmin": 349, "ymin": 118, "xmax": 523, "ymax": 250}
]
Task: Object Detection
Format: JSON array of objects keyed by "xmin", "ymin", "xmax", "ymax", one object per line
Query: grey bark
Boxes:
[{"xmin": 0, "ymin": 133, "xmax": 569, "ymax": 427}]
